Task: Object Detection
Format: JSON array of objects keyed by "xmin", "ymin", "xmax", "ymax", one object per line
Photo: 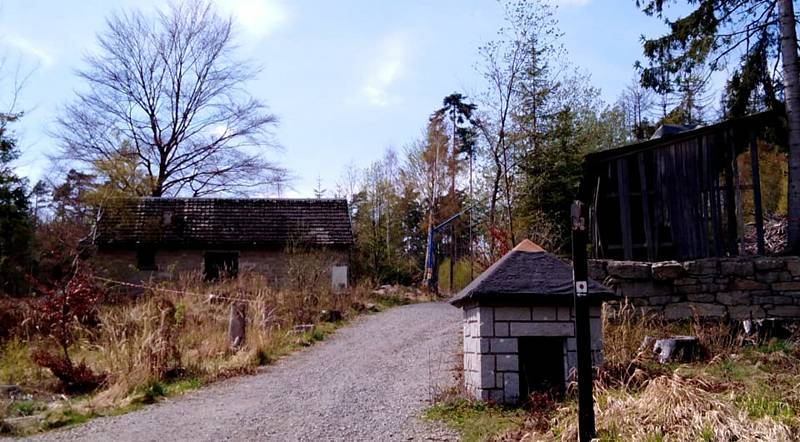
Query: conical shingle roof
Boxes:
[{"xmin": 450, "ymin": 239, "xmax": 614, "ymax": 307}]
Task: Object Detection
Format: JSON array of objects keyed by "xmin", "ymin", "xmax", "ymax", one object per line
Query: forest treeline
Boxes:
[{"xmin": 1, "ymin": 0, "xmax": 794, "ymax": 296}]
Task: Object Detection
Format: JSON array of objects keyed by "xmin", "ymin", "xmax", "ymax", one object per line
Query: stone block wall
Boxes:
[
  {"xmin": 589, "ymin": 256, "xmax": 800, "ymax": 319},
  {"xmin": 462, "ymin": 303, "xmax": 603, "ymax": 404}
]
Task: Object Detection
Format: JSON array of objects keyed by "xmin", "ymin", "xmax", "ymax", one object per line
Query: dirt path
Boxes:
[{"xmin": 27, "ymin": 302, "xmax": 461, "ymax": 442}]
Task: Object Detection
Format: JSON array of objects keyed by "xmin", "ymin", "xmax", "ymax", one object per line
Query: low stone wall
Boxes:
[
  {"xmin": 589, "ymin": 256, "xmax": 800, "ymax": 320},
  {"xmin": 462, "ymin": 303, "xmax": 603, "ymax": 404}
]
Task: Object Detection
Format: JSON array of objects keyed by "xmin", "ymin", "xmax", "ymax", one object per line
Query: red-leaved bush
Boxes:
[{"xmin": 33, "ymin": 267, "xmax": 107, "ymax": 393}]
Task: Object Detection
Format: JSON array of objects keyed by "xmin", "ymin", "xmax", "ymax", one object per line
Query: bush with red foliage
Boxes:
[
  {"xmin": 31, "ymin": 350, "xmax": 106, "ymax": 393},
  {"xmin": 32, "ymin": 267, "xmax": 107, "ymax": 393}
]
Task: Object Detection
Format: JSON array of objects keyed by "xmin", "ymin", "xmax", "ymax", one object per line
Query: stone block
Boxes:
[
  {"xmin": 496, "ymin": 354, "xmax": 519, "ymax": 372},
  {"xmin": 567, "ymin": 337, "xmax": 577, "ymax": 351},
  {"xmin": 686, "ymin": 293, "xmax": 716, "ymax": 303},
  {"xmin": 477, "ymin": 389, "xmax": 491, "ymax": 401},
  {"xmin": 566, "ymin": 351, "xmax": 577, "ymax": 371},
  {"xmin": 464, "ymin": 353, "xmax": 479, "ymax": 371},
  {"xmin": 716, "ymin": 291, "xmax": 752, "ymax": 305},
  {"xmin": 786, "ymin": 259, "xmax": 800, "ymax": 277},
  {"xmin": 754, "ymin": 295, "xmax": 794, "ymax": 306},
  {"xmin": 494, "ymin": 307, "xmax": 530, "ymax": 321},
  {"xmin": 494, "ymin": 322, "xmax": 510, "ymax": 337},
  {"xmin": 674, "ymin": 277, "xmax": 699, "ymax": 286},
  {"xmin": 479, "ymin": 355, "xmax": 496, "ymax": 388},
  {"xmin": 607, "ymin": 261, "xmax": 651, "ymax": 279},
  {"xmin": 685, "ymin": 259, "xmax": 719, "ymax": 275},
  {"xmin": 589, "ymin": 304, "xmax": 602, "ymax": 318},
  {"xmin": 677, "ymin": 283, "xmax": 726, "ymax": 295},
  {"xmin": 532, "ymin": 306, "xmax": 558, "ymax": 321},
  {"xmin": 503, "ymin": 372, "xmax": 520, "ymax": 403},
  {"xmin": 510, "ymin": 322, "xmax": 574, "ymax": 337},
  {"xmin": 766, "ymin": 305, "xmax": 800, "ymax": 317},
  {"xmin": 652, "ymin": 260, "xmax": 686, "ymax": 280},
  {"xmin": 557, "ymin": 306, "xmax": 572, "ymax": 321},
  {"xmin": 477, "ymin": 307, "xmax": 495, "ymax": 335},
  {"xmin": 755, "ymin": 272, "xmax": 780, "ymax": 284},
  {"xmin": 720, "ymin": 259, "xmax": 754, "ymax": 277},
  {"xmin": 772, "ymin": 281, "xmax": 800, "ymax": 292},
  {"xmin": 588, "ymin": 259, "xmax": 608, "ymax": 281},
  {"xmin": 590, "ymin": 318, "xmax": 603, "ymax": 349},
  {"xmin": 729, "ymin": 278, "xmax": 768, "ymax": 291},
  {"xmin": 729, "ymin": 305, "xmax": 766, "ymax": 320},
  {"xmin": 754, "ymin": 258, "xmax": 785, "ymax": 272},
  {"xmin": 619, "ymin": 280, "xmax": 673, "ymax": 297},
  {"xmin": 650, "ymin": 295, "xmax": 682, "ymax": 305},
  {"xmin": 490, "ymin": 338, "xmax": 518, "ymax": 353},
  {"xmin": 664, "ymin": 302, "xmax": 725, "ymax": 320}
]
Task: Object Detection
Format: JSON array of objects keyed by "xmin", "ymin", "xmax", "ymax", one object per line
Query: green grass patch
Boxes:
[
  {"xmin": 424, "ymin": 398, "xmax": 525, "ymax": 442},
  {"xmin": 42, "ymin": 409, "xmax": 92, "ymax": 430},
  {"xmin": 11, "ymin": 400, "xmax": 45, "ymax": 417}
]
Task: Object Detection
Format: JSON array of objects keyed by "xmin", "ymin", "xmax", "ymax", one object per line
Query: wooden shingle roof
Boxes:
[
  {"xmin": 450, "ymin": 240, "xmax": 614, "ymax": 307},
  {"xmin": 95, "ymin": 198, "xmax": 353, "ymax": 247}
]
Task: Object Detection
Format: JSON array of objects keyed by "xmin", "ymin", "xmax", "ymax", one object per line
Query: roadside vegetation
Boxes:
[
  {"xmin": 0, "ymin": 267, "xmax": 429, "ymax": 436},
  {"xmin": 426, "ymin": 302, "xmax": 800, "ymax": 441}
]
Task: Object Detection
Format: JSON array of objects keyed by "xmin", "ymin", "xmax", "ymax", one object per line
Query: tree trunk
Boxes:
[{"xmin": 779, "ymin": 0, "xmax": 800, "ymax": 253}]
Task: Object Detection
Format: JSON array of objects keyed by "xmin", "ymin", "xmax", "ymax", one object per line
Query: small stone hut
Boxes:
[{"xmin": 451, "ymin": 240, "xmax": 614, "ymax": 404}]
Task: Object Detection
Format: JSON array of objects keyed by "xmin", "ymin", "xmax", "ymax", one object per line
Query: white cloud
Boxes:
[
  {"xmin": 3, "ymin": 35, "xmax": 55, "ymax": 68},
  {"xmin": 361, "ymin": 33, "xmax": 409, "ymax": 107},
  {"xmin": 217, "ymin": 0, "xmax": 289, "ymax": 38}
]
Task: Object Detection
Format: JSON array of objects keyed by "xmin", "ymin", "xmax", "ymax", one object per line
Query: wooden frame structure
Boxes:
[{"xmin": 582, "ymin": 111, "xmax": 779, "ymax": 262}]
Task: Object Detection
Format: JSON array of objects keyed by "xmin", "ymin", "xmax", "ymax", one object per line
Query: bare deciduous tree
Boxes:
[{"xmin": 55, "ymin": 0, "xmax": 284, "ymax": 197}]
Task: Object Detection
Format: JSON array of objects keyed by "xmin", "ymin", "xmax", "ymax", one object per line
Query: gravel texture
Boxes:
[{"xmin": 26, "ymin": 302, "xmax": 462, "ymax": 442}]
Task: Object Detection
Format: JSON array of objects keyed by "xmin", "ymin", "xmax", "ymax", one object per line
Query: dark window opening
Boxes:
[
  {"xmin": 136, "ymin": 247, "xmax": 157, "ymax": 271},
  {"xmin": 204, "ymin": 251, "xmax": 239, "ymax": 281},
  {"xmin": 518, "ymin": 337, "xmax": 565, "ymax": 401}
]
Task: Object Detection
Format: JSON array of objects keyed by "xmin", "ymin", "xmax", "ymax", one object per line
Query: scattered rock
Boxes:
[
  {"xmin": 652, "ymin": 336, "xmax": 698, "ymax": 363},
  {"xmin": 319, "ymin": 309, "xmax": 343, "ymax": 322}
]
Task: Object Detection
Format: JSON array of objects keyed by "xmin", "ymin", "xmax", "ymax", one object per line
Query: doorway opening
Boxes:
[
  {"xmin": 518, "ymin": 337, "xmax": 566, "ymax": 400},
  {"xmin": 204, "ymin": 251, "xmax": 239, "ymax": 281}
]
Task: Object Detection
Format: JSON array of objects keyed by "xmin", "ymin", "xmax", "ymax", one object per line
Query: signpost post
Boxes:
[{"xmin": 571, "ymin": 200, "xmax": 596, "ymax": 441}]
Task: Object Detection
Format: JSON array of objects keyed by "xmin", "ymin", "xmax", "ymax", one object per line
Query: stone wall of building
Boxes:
[
  {"xmin": 96, "ymin": 247, "xmax": 349, "ymax": 288},
  {"xmin": 461, "ymin": 303, "xmax": 603, "ymax": 404},
  {"xmin": 589, "ymin": 256, "xmax": 800, "ymax": 319}
]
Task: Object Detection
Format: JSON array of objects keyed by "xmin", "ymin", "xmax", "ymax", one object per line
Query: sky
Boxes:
[{"xmin": 0, "ymin": 0, "xmax": 680, "ymax": 197}]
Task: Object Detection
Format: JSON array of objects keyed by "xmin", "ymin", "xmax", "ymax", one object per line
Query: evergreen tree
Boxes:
[{"xmin": 0, "ymin": 113, "xmax": 33, "ymax": 294}]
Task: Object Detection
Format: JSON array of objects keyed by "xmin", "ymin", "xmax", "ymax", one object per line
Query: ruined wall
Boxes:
[
  {"xmin": 95, "ymin": 247, "xmax": 349, "ymax": 288},
  {"xmin": 589, "ymin": 257, "xmax": 800, "ymax": 319},
  {"xmin": 461, "ymin": 302, "xmax": 603, "ymax": 404}
]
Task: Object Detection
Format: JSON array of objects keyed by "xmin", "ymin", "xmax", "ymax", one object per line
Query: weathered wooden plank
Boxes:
[
  {"xmin": 750, "ymin": 135, "xmax": 765, "ymax": 255},
  {"xmin": 638, "ymin": 153, "xmax": 655, "ymax": 261},
  {"xmin": 616, "ymin": 158, "xmax": 634, "ymax": 260}
]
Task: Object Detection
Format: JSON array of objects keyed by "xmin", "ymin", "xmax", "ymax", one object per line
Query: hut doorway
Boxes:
[{"xmin": 518, "ymin": 337, "xmax": 566, "ymax": 399}]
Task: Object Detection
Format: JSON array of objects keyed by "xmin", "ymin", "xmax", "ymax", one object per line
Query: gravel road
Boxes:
[{"xmin": 27, "ymin": 302, "xmax": 462, "ymax": 442}]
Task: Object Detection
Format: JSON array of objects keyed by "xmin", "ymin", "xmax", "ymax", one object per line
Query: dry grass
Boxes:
[
  {"xmin": 1, "ymin": 265, "xmax": 422, "ymax": 435},
  {"xmin": 428, "ymin": 299, "xmax": 800, "ymax": 441}
]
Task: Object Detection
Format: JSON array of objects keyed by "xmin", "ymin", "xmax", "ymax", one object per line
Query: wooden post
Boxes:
[
  {"xmin": 571, "ymin": 200, "xmax": 595, "ymax": 442},
  {"xmin": 750, "ymin": 134, "xmax": 766, "ymax": 255},
  {"xmin": 228, "ymin": 302, "xmax": 247, "ymax": 349}
]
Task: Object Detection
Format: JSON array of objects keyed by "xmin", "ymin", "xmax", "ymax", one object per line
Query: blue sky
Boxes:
[{"xmin": 0, "ymin": 0, "xmax": 678, "ymax": 197}]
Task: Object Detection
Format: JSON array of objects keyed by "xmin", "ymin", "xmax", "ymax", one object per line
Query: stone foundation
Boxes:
[
  {"xmin": 589, "ymin": 256, "xmax": 800, "ymax": 319},
  {"xmin": 462, "ymin": 303, "xmax": 603, "ymax": 404}
]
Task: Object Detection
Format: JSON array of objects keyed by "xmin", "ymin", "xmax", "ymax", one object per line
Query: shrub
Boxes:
[{"xmin": 30, "ymin": 351, "xmax": 105, "ymax": 393}]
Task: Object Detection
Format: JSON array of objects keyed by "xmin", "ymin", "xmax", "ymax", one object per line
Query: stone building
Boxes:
[
  {"xmin": 94, "ymin": 198, "xmax": 352, "ymax": 288},
  {"xmin": 451, "ymin": 240, "xmax": 614, "ymax": 404}
]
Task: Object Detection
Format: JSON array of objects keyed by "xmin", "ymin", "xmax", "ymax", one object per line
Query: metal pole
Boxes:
[{"xmin": 571, "ymin": 200, "xmax": 596, "ymax": 442}]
